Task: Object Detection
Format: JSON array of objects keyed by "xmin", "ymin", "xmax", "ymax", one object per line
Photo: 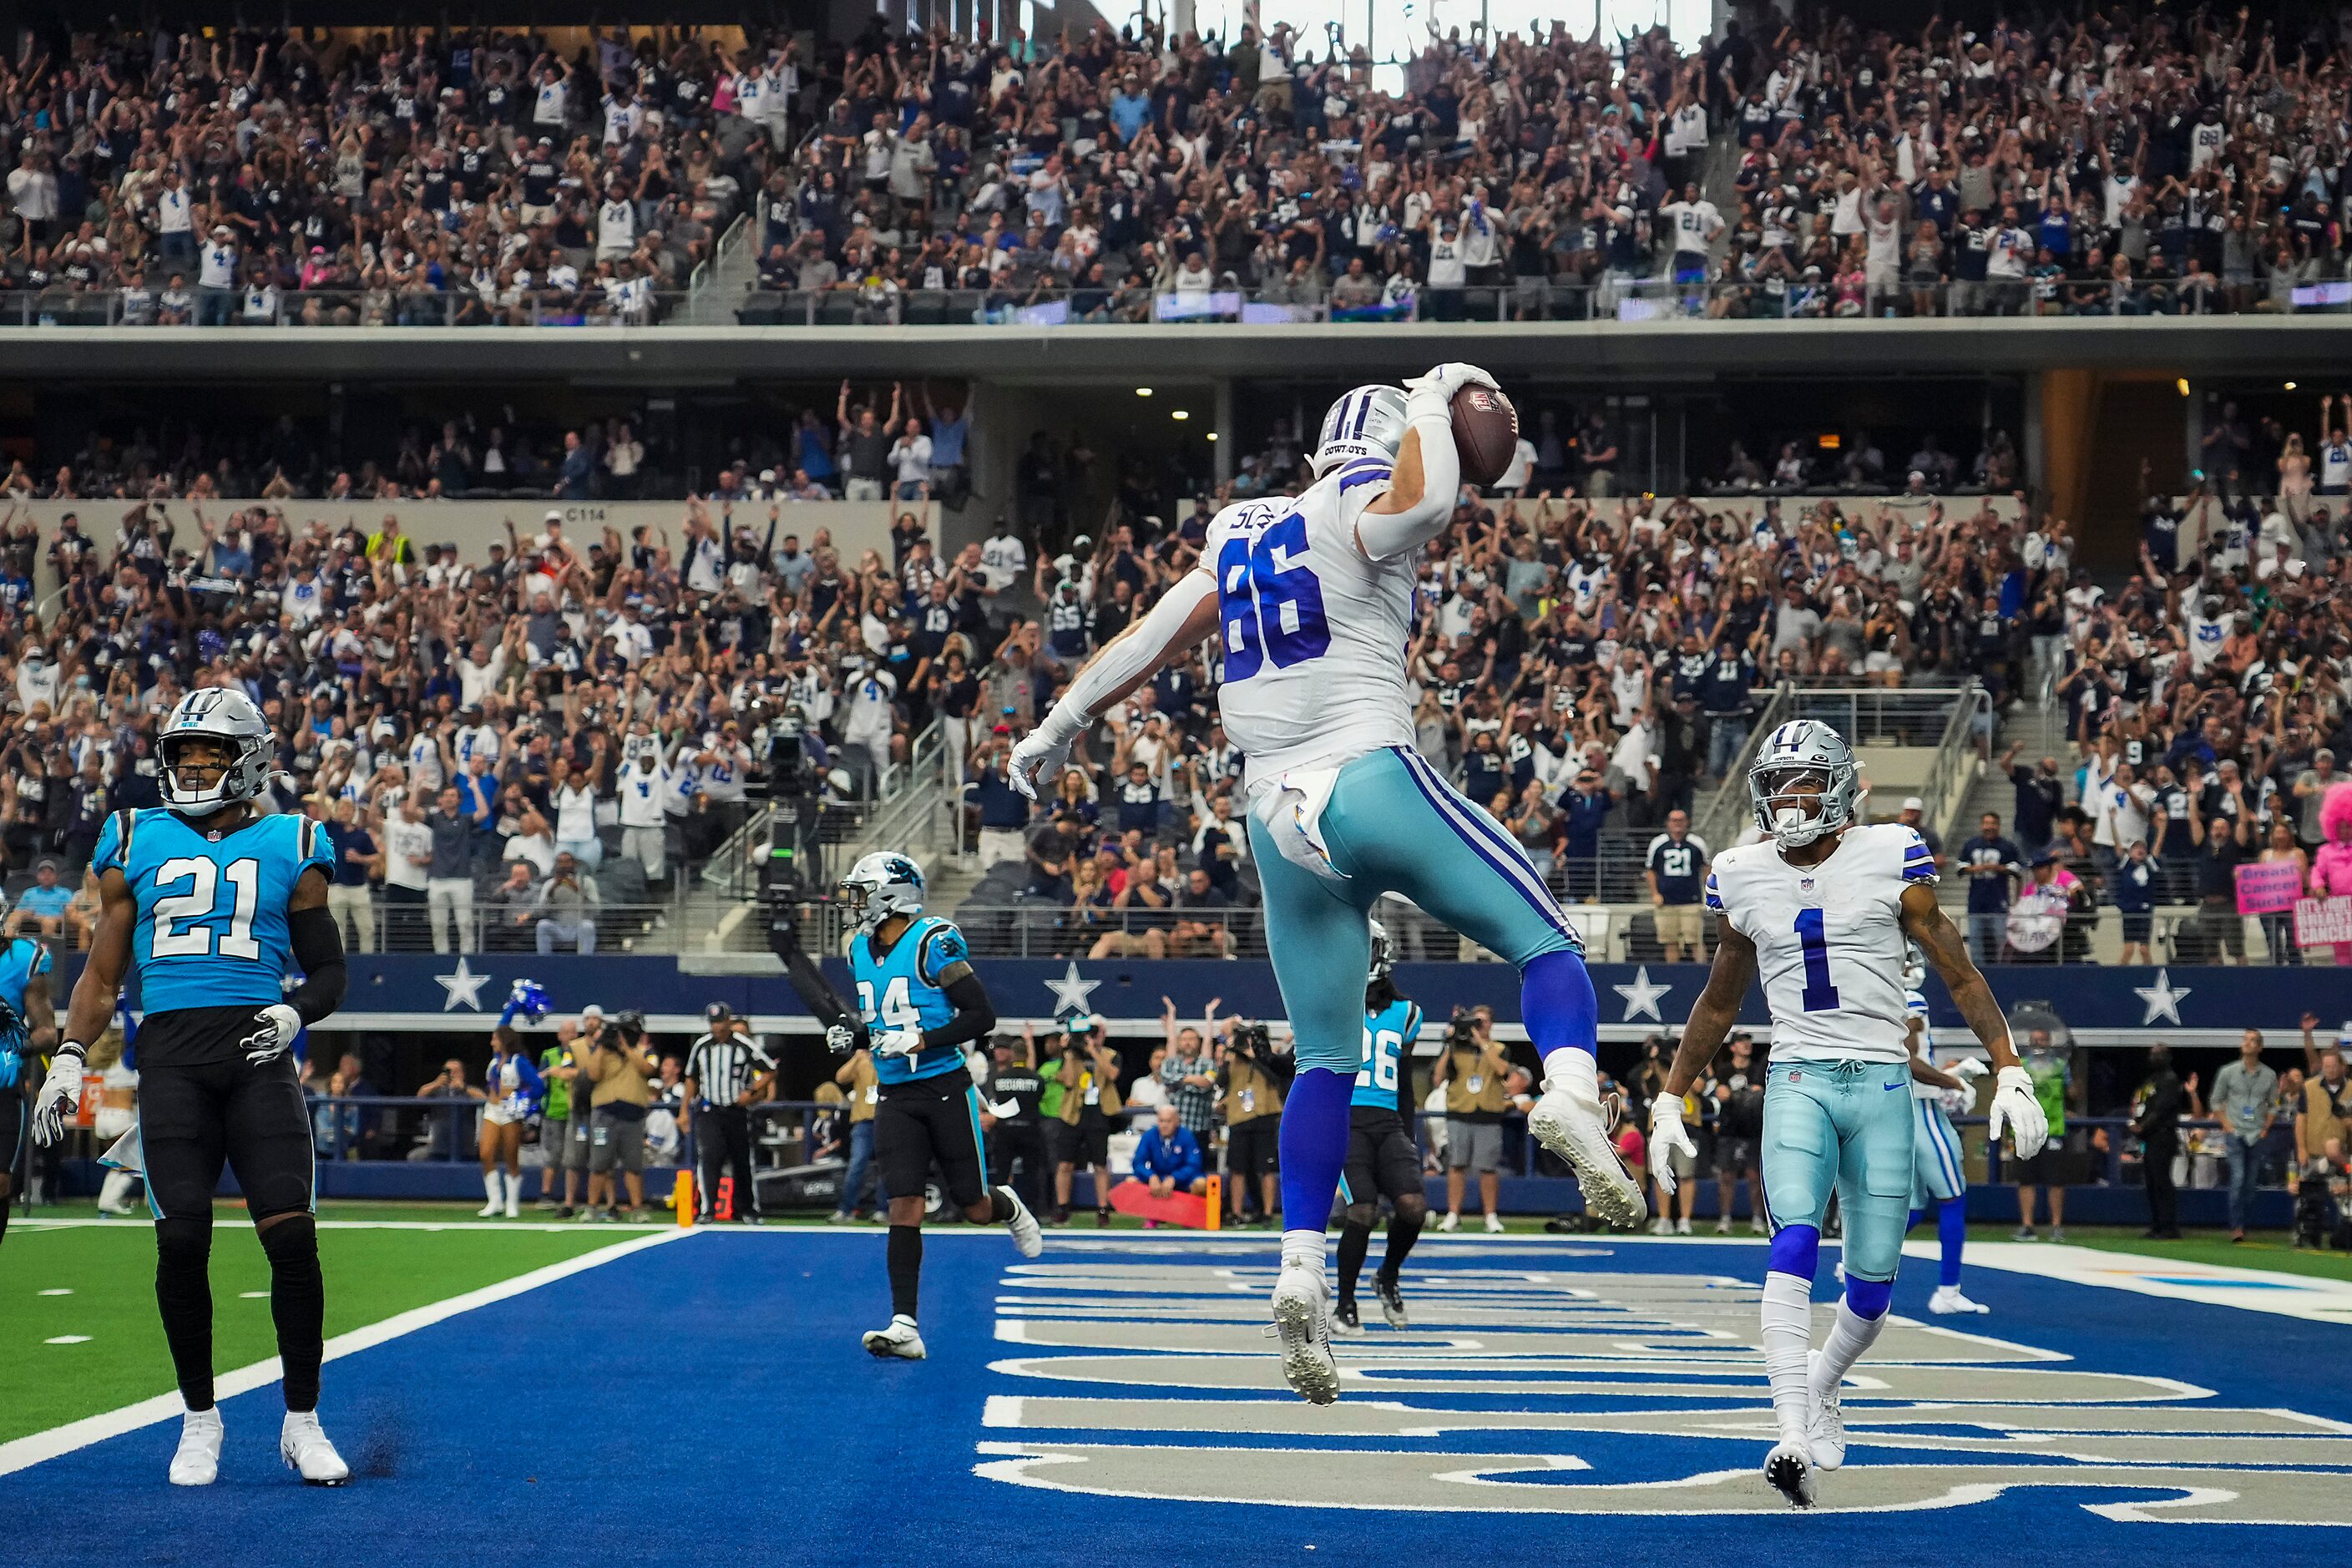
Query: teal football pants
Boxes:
[{"xmin": 1760, "ymin": 1057, "xmax": 1914, "ymax": 1284}]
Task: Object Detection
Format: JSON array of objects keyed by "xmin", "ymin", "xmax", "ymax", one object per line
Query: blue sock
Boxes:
[
  {"xmin": 1844, "ymin": 1274, "xmax": 1893, "ymax": 1320},
  {"xmin": 1939, "ymin": 1196, "xmax": 1967, "ymax": 1289},
  {"xmin": 1907, "ymin": 1207, "xmax": 1924, "ymax": 1232},
  {"xmin": 1277, "ymin": 1068, "xmax": 1354, "ymax": 1234},
  {"xmin": 1521, "ymin": 948, "xmax": 1598, "ymax": 1061},
  {"xmin": 1766, "ymin": 1222, "xmax": 1820, "ymax": 1281}
]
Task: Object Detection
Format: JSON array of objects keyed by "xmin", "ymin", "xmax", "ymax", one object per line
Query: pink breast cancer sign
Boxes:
[
  {"xmin": 2296, "ymin": 896, "xmax": 2352, "ymax": 947},
  {"xmin": 2235, "ymin": 862, "xmax": 2305, "ymax": 915}
]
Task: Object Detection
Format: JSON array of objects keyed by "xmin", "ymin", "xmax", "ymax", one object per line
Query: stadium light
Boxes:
[
  {"xmin": 1136, "ymin": 387, "xmax": 1153, "ymax": 397},
  {"xmin": 1172, "ymin": 409, "xmax": 1191, "ymax": 421},
  {"xmin": 2177, "ymin": 378, "xmax": 2191, "ymax": 397}
]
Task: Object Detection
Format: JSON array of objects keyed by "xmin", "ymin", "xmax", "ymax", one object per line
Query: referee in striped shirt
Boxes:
[{"xmin": 685, "ymin": 1004, "xmax": 775, "ymax": 1222}]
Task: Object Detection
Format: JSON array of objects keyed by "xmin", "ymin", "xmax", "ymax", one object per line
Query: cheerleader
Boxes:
[
  {"xmin": 479, "ymin": 1027, "xmax": 544, "ymax": 1218},
  {"xmin": 92, "ymin": 1028, "xmax": 143, "ymax": 1216}
]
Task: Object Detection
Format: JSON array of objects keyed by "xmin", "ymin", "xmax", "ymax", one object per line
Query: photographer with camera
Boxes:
[
  {"xmin": 583, "ymin": 1009, "xmax": 658, "ymax": 1223},
  {"xmin": 1433, "ymin": 1007, "xmax": 1510, "ymax": 1232},
  {"xmin": 1218, "ymin": 1011, "xmax": 1291, "ymax": 1227},
  {"xmin": 1048, "ymin": 1015, "xmax": 1122, "ymax": 1227}
]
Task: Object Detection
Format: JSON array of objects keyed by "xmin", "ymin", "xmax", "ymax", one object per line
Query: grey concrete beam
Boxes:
[{"xmin": 7, "ymin": 316, "xmax": 2352, "ymax": 385}]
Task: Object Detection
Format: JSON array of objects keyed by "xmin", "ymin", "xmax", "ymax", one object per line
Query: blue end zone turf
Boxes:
[{"xmin": 6, "ymin": 1234, "xmax": 2349, "ymax": 1568}]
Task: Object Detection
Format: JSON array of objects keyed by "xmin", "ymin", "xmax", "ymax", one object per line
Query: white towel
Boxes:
[{"xmin": 1250, "ymin": 766, "xmax": 1350, "ymax": 888}]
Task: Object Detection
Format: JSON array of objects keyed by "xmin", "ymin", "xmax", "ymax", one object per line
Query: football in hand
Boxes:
[{"xmin": 1450, "ymin": 383, "xmax": 1519, "ymax": 489}]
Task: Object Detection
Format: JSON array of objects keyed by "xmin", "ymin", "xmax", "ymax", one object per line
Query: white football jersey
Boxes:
[
  {"xmin": 1904, "ymin": 988, "xmax": 1940, "ymax": 1100},
  {"xmin": 1206, "ymin": 460, "xmax": 1419, "ymax": 788},
  {"xmin": 1705, "ymin": 823, "xmax": 1935, "ymax": 1064}
]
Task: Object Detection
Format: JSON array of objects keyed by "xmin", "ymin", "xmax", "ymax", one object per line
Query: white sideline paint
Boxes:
[
  {"xmin": 0, "ymin": 1227, "xmax": 691, "ymax": 1479},
  {"xmin": 1939, "ymin": 1240, "xmax": 2352, "ymax": 1327}
]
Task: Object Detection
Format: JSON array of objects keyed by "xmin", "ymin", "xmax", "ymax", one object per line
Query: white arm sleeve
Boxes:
[
  {"xmin": 1034, "ymin": 568, "xmax": 1217, "ymax": 749},
  {"xmin": 1353, "ymin": 401, "xmax": 1462, "ymax": 562}
]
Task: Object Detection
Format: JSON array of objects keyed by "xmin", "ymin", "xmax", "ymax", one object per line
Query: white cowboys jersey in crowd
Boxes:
[
  {"xmin": 1704, "ymin": 823, "xmax": 1936, "ymax": 1064},
  {"xmin": 1206, "ymin": 459, "xmax": 1419, "ymax": 787},
  {"xmin": 1904, "ymin": 989, "xmax": 1941, "ymax": 1100}
]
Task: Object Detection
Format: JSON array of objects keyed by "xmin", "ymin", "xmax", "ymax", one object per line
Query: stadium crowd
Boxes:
[
  {"xmin": 0, "ymin": 23, "xmax": 775, "ymax": 326},
  {"xmin": 733, "ymin": 4, "xmax": 2352, "ymax": 322},
  {"xmin": 8, "ymin": 7, "xmax": 2352, "ymax": 329}
]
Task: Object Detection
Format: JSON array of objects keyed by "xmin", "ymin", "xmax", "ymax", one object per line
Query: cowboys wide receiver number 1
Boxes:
[
  {"xmin": 1009, "ymin": 363, "xmax": 1642, "ymax": 1405},
  {"xmin": 31, "ymin": 687, "xmax": 353, "ymax": 1486},
  {"xmin": 1647, "ymin": 720, "xmax": 2049, "ymax": 1508}
]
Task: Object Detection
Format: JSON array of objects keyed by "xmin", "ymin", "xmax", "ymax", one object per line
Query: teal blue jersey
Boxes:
[
  {"xmin": 0, "ymin": 934, "xmax": 48, "ymax": 1084},
  {"xmin": 1354, "ymin": 997, "xmax": 1422, "ymax": 1112},
  {"xmin": 852, "ymin": 914, "xmax": 971, "ymax": 1085},
  {"xmin": 92, "ymin": 808, "xmax": 333, "ymax": 1015}
]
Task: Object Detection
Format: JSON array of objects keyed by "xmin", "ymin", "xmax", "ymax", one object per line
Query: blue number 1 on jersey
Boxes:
[
  {"xmin": 1216, "ymin": 513, "xmax": 1329, "ymax": 680},
  {"xmin": 1793, "ymin": 908, "xmax": 1840, "ymax": 1012}
]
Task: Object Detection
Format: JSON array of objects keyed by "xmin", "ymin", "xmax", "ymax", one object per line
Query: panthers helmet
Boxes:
[
  {"xmin": 1312, "ymin": 384, "xmax": 1410, "ymax": 477},
  {"xmin": 838, "ymin": 851, "xmax": 925, "ymax": 928},
  {"xmin": 1367, "ymin": 916, "xmax": 1393, "ymax": 984},
  {"xmin": 158, "ymin": 687, "xmax": 276, "ymax": 817},
  {"xmin": 1748, "ymin": 719, "xmax": 1861, "ymax": 849}
]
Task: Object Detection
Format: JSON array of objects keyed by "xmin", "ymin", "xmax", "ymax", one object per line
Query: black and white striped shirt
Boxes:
[{"xmin": 685, "ymin": 1030, "xmax": 774, "ymax": 1106}]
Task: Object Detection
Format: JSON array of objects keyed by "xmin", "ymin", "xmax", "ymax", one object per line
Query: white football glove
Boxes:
[
  {"xmin": 1645, "ymin": 1092, "xmax": 1697, "ymax": 1196},
  {"xmin": 873, "ymin": 1026, "xmax": 926, "ymax": 1060},
  {"xmin": 825, "ymin": 1023, "xmax": 860, "ymax": 1056},
  {"xmin": 240, "ymin": 1004, "xmax": 304, "ymax": 1067},
  {"xmin": 984, "ymin": 1098, "xmax": 1020, "ymax": 1120},
  {"xmin": 1988, "ymin": 1065, "xmax": 2051, "ymax": 1161},
  {"xmin": 1008, "ymin": 728, "xmax": 1072, "ymax": 801},
  {"xmin": 1403, "ymin": 362, "xmax": 1500, "ymax": 421},
  {"xmin": 30, "ymin": 1044, "xmax": 86, "ymax": 1146},
  {"xmin": 1950, "ymin": 1057, "xmax": 1990, "ymax": 1082}
]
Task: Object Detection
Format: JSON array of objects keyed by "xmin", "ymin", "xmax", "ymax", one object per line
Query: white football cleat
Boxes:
[
  {"xmin": 280, "ymin": 1410, "xmax": 351, "ymax": 1485},
  {"xmin": 862, "ymin": 1315, "xmax": 928, "ymax": 1360},
  {"xmin": 1000, "ymin": 1188, "xmax": 1044, "ymax": 1259},
  {"xmin": 1528, "ymin": 1058, "xmax": 1645, "ymax": 1230},
  {"xmin": 1805, "ymin": 1350, "xmax": 1848, "ymax": 1472},
  {"xmin": 1270, "ymin": 1264, "xmax": 1339, "ymax": 1405},
  {"xmin": 169, "ymin": 1407, "xmax": 225, "ymax": 1487},
  {"xmin": 1764, "ymin": 1439, "xmax": 1818, "ymax": 1508},
  {"xmin": 1929, "ymin": 1285, "xmax": 1990, "ymax": 1316}
]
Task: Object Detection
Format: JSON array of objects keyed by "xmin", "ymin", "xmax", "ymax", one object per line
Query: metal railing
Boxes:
[
  {"xmin": 0, "ymin": 287, "xmax": 693, "ymax": 329},
  {"xmin": 727, "ymin": 274, "xmax": 2339, "ymax": 329},
  {"xmin": 1922, "ymin": 684, "xmax": 1995, "ymax": 847},
  {"xmin": 1691, "ymin": 685, "xmax": 1789, "ymax": 855}
]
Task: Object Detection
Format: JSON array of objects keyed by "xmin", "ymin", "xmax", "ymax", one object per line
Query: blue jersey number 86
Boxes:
[{"xmin": 1217, "ymin": 513, "xmax": 1329, "ymax": 681}]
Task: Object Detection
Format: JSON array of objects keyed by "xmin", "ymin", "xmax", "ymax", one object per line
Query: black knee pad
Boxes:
[
  {"xmin": 155, "ymin": 1215, "xmax": 214, "ymax": 1269},
  {"xmin": 257, "ymin": 1212, "xmax": 318, "ymax": 1265},
  {"xmin": 1393, "ymin": 1193, "xmax": 1429, "ymax": 1226},
  {"xmin": 1341, "ymin": 1203, "xmax": 1378, "ymax": 1230}
]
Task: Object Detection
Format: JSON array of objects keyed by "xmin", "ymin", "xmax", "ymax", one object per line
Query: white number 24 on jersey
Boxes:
[
  {"xmin": 150, "ymin": 855, "xmax": 262, "ymax": 960},
  {"xmin": 857, "ymin": 976, "xmax": 919, "ymax": 1029}
]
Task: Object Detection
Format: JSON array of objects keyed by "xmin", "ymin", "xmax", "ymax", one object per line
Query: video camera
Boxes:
[
  {"xmin": 1228, "ymin": 1020, "xmax": 1273, "ymax": 1062},
  {"xmin": 1445, "ymin": 1006, "xmax": 1481, "ymax": 1050}
]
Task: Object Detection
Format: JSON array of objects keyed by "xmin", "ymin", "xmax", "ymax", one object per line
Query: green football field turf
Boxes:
[{"xmin": 0, "ymin": 1213, "xmax": 626, "ymax": 1444}]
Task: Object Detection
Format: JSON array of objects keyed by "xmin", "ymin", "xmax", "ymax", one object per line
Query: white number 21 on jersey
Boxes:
[{"xmin": 150, "ymin": 856, "xmax": 262, "ymax": 959}]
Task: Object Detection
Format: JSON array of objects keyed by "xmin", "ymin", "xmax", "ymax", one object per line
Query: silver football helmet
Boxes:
[
  {"xmin": 1748, "ymin": 719, "xmax": 1861, "ymax": 849},
  {"xmin": 158, "ymin": 687, "xmax": 276, "ymax": 817},
  {"xmin": 838, "ymin": 850, "xmax": 926, "ymax": 928},
  {"xmin": 1367, "ymin": 916, "xmax": 1393, "ymax": 984},
  {"xmin": 1312, "ymin": 384, "xmax": 1410, "ymax": 477}
]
